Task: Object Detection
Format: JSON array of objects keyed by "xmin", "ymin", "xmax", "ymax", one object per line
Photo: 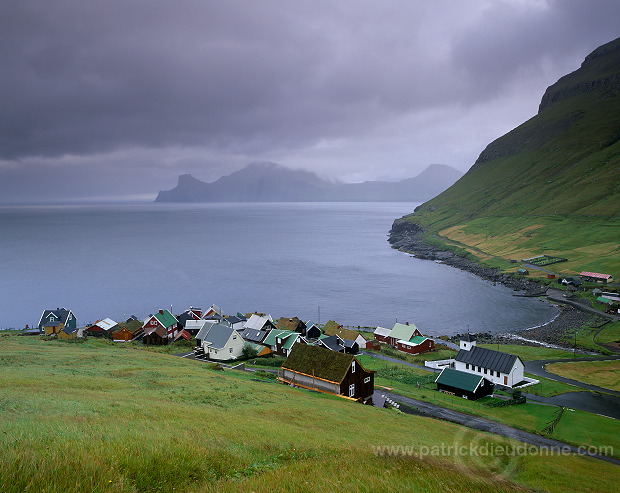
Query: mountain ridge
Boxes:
[{"xmin": 155, "ymin": 162, "xmax": 463, "ymax": 202}]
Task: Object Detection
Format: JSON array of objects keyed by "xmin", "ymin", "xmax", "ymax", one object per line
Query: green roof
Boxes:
[
  {"xmin": 282, "ymin": 344, "xmax": 356, "ymax": 383},
  {"xmin": 154, "ymin": 310, "xmax": 177, "ymax": 328},
  {"xmin": 408, "ymin": 335, "xmax": 427, "ymax": 345},
  {"xmin": 263, "ymin": 329, "xmax": 297, "ymax": 347},
  {"xmin": 390, "ymin": 322, "xmax": 419, "ymax": 341},
  {"xmin": 435, "ymin": 368, "xmax": 485, "ymax": 393},
  {"xmin": 282, "ymin": 334, "xmax": 300, "ymax": 350},
  {"xmin": 596, "ymin": 296, "xmax": 611, "ymax": 304}
]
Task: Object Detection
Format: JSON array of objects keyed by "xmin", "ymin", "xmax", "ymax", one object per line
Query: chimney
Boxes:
[{"xmin": 159, "ymin": 309, "xmax": 164, "ymax": 315}]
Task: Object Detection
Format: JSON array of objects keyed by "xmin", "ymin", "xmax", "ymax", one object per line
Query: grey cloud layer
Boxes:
[{"xmin": 1, "ymin": 0, "xmax": 619, "ymax": 200}]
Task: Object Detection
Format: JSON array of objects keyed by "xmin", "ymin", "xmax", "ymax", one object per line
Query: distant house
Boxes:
[
  {"xmin": 57, "ymin": 325, "xmax": 83, "ymax": 340},
  {"xmin": 177, "ymin": 306, "xmax": 203, "ymax": 330},
  {"xmin": 38, "ymin": 308, "xmax": 76, "ymax": 335},
  {"xmin": 453, "ymin": 335, "xmax": 524, "ymax": 387},
  {"xmin": 243, "ymin": 314, "xmax": 277, "ymax": 332},
  {"xmin": 141, "ymin": 309, "xmax": 178, "ymax": 345},
  {"xmin": 279, "ymin": 344, "xmax": 375, "ymax": 402},
  {"xmin": 200, "ymin": 323, "xmax": 245, "ymax": 361},
  {"xmin": 111, "ymin": 326, "xmax": 140, "ymax": 342},
  {"xmin": 388, "ymin": 323, "xmax": 423, "ymax": 346},
  {"xmin": 262, "ymin": 329, "xmax": 307, "ymax": 356},
  {"xmin": 435, "ymin": 368, "xmax": 494, "ymax": 400},
  {"xmin": 373, "ymin": 322, "xmax": 434, "ymax": 354},
  {"xmin": 202, "ymin": 304, "xmax": 223, "ymax": 319},
  {"xmin": 395, "ymin": 335, "xmax": 435, "ymax": 355},
  {"xmin": 373, "ymin": 327, "xmax": 392, "ymax": 344},
  {"xmin": 86, "ymin": 318, "xmax": 117, "ymax": 337},
  {"xmin": 224, "ymin": 315, "xmax": 246, "ymax": 331},
  {"xmin": 303, "ymin": 321, "xmax": 322, "ymax": 339},
  {"xmin": 316, "ymin": 334, "xmax": 346, "ymax": 352},
  {"xmin": 580, "ymin": 271, "xmax": 613, "ymax": 284},
  {"xmin": 173, "ymin": 329, "xmax": 191, "ymax": 342},
  {"xmin": 193, "ymin": 320, "xmax": 219, "ymax": 346},
  {"xmin": 322, "ymin": 322, "xmax": 367, "ymax": 350},
  {"xmin": 276, "ymin": 317, "xmax": 307, "ymax": 334},
  {"xmin": 316, "ymin": 334, "xmax": 359, "ymax": 354},
  {"xmin": 241, "ymin": 326, "xmax": 270, "ymax": 344}
]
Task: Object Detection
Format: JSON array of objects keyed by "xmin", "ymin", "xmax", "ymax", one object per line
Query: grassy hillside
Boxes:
[
  {"xmin": 0, "ymin": 335, "xmax": 618, "ymax": 492},
  {"xmin": 398, "ymin": 37, "xmax": 620, "ymax": 276}
]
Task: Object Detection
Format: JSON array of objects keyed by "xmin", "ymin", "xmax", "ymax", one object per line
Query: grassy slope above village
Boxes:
[
  {"xmin": 397, "ymin": 37, "xmax": 620, "ymax": 277},
  {"xmin": 0, "ymin": 335, "xmax": 618, "ymax": 493}
]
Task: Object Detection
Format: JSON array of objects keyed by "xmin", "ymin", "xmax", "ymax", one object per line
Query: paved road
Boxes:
[
  {"xmin": 378, "ymin": 390, "xmax": 620, "ymax": 465},
  {"xmin": 524, "ymin": 356, "xmax": 620, "ymax": 397},
  {"xmin": 523, "ymin": 391, "xmax": 620, "ymax": 419},
  {"xmin": 546, "ymin": 288, "xmax": 620, "ymax": 322}
]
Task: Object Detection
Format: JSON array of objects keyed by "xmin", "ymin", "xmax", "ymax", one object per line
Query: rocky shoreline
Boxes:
[
  {"xmin": 388, "ymin": 218, "xmax": 604, "ymax": 351},
  {"xmin": 388, "ymin": 218, "xmax": 542, "ymax": 294}
]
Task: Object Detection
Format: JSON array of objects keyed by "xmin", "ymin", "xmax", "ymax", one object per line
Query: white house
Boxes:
[
  {"xmin": 243, "ymin": 314, "xmax": 275, "ymax": 332},
  {"xmin": 453, "ymin": 335, "xmax": 524, "ymax": 387},
  {"xmin": 201, "ymin": 322, "xmax": 245, "ymax": 361}
]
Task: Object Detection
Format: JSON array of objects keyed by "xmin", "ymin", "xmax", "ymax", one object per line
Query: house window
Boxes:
[
  {"xmin": 349, "ymin": 384, "xmax": 355, "ymax": 397},
  {"xmin": 351, "ymin": 361, "xmax": 356, "ymax": 373},
  {"xmin": 484, "ymin": 368, "xmax": 487, "ymax": 375},
  {"xmin": 496, "ymin": 371, "xmax": 500, "ymax": 377},
  {"xmin": 465, "ymin": 364, "xmax": 469, "ymax": 370},
  {"xmin": 229, "ymin": 348, "xmax": 233, "ymax": 353},
  {"xmin": 233, "ymin": 335, "xmax": 237, "ymax": 340},
  {"xmin": 364, "ymin": 377, "xmax": 370, "ymax": 384}
]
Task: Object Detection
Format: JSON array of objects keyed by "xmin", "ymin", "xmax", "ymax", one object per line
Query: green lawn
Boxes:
[
  {"xmin": 0, "ymin": 335, "xmax": 618, "ymax": 493},
  {"xmin": 545, "ymin": 360, "xmax": 620, "ymax": 391},
  {"xmin": 595, "ymin": 321, "xmax": 620, "ymax": 346}
]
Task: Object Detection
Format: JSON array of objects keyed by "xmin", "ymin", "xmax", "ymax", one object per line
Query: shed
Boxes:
[
  {"xmin": 580, "ymin": 271, "xmax": 613, "ymax": 283},
  {"xmin": 435, "ymin": 368, "xmax": 494, "ymax": 400}
]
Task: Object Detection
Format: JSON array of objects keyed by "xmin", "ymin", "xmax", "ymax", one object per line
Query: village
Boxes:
[{"xmin": 33, "ymin": 299, "xmax": 539, "ymax": 407}]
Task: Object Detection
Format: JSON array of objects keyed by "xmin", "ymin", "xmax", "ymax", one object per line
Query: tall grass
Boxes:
[{"xmin": 0, "ymin": 335, "xmax": 617, "ymax": 492}]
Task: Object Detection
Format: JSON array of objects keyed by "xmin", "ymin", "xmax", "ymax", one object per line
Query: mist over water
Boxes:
[{"xmin": 0, "ymin": 202, "xmax": 557, "ymax": 334}]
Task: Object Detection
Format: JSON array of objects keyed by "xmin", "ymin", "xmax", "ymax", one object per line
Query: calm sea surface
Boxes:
[{"xmin": 0, "ymin": 202, "xmax": 557, "ymax": 334}]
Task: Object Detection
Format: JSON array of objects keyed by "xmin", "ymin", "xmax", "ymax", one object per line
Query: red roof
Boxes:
[{"xmin": 580, "ymin": 271, "xmax": 612, "ymax": 279}]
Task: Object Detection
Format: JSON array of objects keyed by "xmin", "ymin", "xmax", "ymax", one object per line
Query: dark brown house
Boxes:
[{"xmin": 279, "ymin": 344, "xmax": 374, "ymax": 402}]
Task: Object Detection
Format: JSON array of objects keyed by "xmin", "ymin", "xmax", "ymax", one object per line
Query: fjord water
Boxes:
[{"xmin": 0, "ymin": 202, "xmax": 557, "ymax": 334}]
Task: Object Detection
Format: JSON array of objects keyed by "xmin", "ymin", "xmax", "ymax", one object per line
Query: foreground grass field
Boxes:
[
  {"xmin": 546, "ymin": 360, "xmax": 620, "ymax": 392},
  {"xmin": 0, "ymin": 335, "xmax": 618, "ymax": 493}
]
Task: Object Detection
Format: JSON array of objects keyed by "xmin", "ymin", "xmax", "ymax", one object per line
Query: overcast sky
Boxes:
[{"xmin": 1, "ymin": 0, "xmax": 619, "ymax": 202}]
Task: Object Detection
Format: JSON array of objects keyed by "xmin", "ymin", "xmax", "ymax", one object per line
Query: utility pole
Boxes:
[{"xmin": 318, "ymin": 305, "xmax": 320, "ymax": 326}]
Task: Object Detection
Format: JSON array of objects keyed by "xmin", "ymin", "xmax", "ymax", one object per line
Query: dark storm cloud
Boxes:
[{"xmin": 1, "ymin": 0, "xmax": 619, "ymax": 201}]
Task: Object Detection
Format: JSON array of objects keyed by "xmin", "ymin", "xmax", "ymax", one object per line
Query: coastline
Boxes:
[{"xmin": 388, "ymin": 218, "xmax": 605, "ymax": 350}]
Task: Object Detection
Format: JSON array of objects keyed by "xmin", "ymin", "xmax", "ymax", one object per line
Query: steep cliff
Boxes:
[{"xmin": 390, "ymin": 37, "xmax": 620, "ymax": 276}]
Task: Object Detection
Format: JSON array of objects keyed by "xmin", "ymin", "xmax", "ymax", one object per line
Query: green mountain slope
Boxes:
[{"xmin": 394, "ymin": 37, "xmax": 620, "ymax": 276}]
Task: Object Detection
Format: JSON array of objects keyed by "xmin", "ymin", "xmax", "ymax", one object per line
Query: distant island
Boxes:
[{"xmin": 155, "ymin": 162, "xmax": 462, "ymax": 202}]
